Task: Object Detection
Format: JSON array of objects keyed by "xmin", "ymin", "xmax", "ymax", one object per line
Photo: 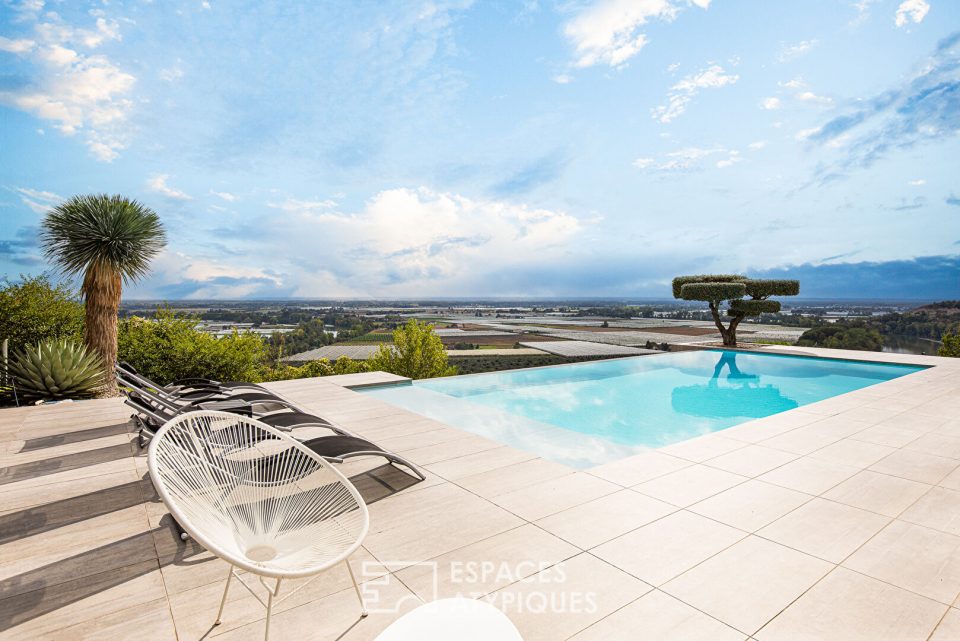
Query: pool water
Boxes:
[{"xmin": 361, "ymin": 350, "xmax": 923, "ymax": 468}]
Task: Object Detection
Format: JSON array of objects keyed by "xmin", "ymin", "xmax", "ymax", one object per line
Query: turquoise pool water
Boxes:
[{"xmin": 361, "ymin": 350, "xmax": 924, "ymax": 468}]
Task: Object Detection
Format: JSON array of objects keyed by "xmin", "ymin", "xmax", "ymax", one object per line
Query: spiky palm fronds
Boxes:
[{"xmin": 40, "ymin": 194, "xmax": 167, "ymax": 286}]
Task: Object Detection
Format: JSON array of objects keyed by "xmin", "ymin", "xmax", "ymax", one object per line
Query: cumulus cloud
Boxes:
[
  {"xmin": 179, "ymin": 187, "xmax": 587, "ymax": 297},
  {"xmin": 908, "ymin": 178, "xmax": 927, "ymax": 186},
  {"xmin": 562, "ymin": 0, "xmax": 709, "ymax": 69},
  {"xmin": 761, "ymin": 97, "xmax": 781, "ymax": 110},
  {"xmin": 0, "ymin": 35, "xmax": 36, "ymax": 52},
  {"xmin": 796, "ymin": 90, "xmax": 833, "ymax": 106},
  {"xmin": 0, "ymin": 12, "xmax": 135, "ymax": 161},
  {"xmin": 147, "ymin": 174, "xmax": 193, "ymax": 201},
  {"xmin": 895, "ymin": 0, "xmax": 930, "ymax": 27},
  {"xmin": 652, "ymin": 64, "xmax": 739, "ymax": 123}
]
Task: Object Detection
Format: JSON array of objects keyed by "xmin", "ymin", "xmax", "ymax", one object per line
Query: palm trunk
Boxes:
[{"xmin": 83, "ymin": 262, "xmax": 122, "ymax": 396}]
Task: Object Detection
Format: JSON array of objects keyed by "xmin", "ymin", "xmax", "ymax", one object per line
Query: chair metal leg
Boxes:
[
  {"xmin": 264, "ymin": 578, "xmax": 281, "ymax": 641},
  {"xmin": 346, "ymin": 560, "xmax": 368, "ymax": 617},
  {"xmin": 215, "ymin": 566, "xmax": 234, "ymax": 625}
]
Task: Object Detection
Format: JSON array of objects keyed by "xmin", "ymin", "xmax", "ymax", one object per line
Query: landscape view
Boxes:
[{"xmin": 1, "ymin": 1, "xmax": 959, "ymax": 640}]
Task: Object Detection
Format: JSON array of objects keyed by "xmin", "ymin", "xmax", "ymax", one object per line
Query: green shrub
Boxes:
[
  {"xmin": 368, "ymin": 319, "xmax": 456, "ymax": 379},
  {"xmin": 0, "ymin": 275, "xmax": 84, "ymax": 353},
  {"xmin": 10, "ymin": 338, "xmax": 104, "ymax": 400},
  {"xmin": 118, "ymin": 308, "xmax": 268, "ymax": 385},
  {"xmin": 940, "ymin": 331, "xmax": 960, "ymax": 357}
]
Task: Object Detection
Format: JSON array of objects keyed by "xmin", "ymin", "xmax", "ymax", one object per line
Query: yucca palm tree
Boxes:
[{"xmin": 40, "ymin": 194, "xmax": 166, "ymax": 395}]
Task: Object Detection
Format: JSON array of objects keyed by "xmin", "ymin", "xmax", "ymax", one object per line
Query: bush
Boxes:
[
  {"xmin": 260, "ymin": 357, "xmax": 373, "ymax": 381},
  {"xmin": 796, "ymin": 325, "xmax": 883, "ymax": 351},
  {"xmin": 118, "ymin": 308, "xmax": 268, "ymax": 385},
  {"xmin": 940, "ymin": 331, "xmax": 960, "ymax": 357},
  {"xmin": 368, "ymin": 319, "xmax": 456, "ymax": 379},
  {"xmin": 0, "ymin": 275, "xmax": 84, "ymax": 354}
]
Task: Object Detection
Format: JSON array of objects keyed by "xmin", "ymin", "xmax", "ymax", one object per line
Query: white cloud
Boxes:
[
  {"xmin": 653, "ymin": 64, "xmax": 738, "ymax": 123},
  {"xmin": 0, "ymin": 36, "xmax": 36, "ymax": 53},
  {"xmin": 247, "ymin": 187, "xmax": 586, "ymax": 296},
  {"xmin": 562, "ymin": 0, "xmax": 709, "ymax": 69},
  {"xmin": 268, "ymin": 197, "xmax": 338, "ymax": 213},
  {"xmin": 778, "ymin": 39, "xmax": 818, "ymax": 62},
  {"xmin": 553, "ymin": 73, "xmax": 573, "ymax": 84},
  {"xmin": 14, "ymin": 187, "xmax": 62, "ymax": 213},
  {"xmin": 159, "ymin": 64, "xmax": 184, "ymax": 82},
  {"xmin": 761, "ymin": 97, "xmax": 782, "ymax": 110},
  {"xmin": 211, "ymin": 190, "xmax": 238, "ymax": 202},
  {"xmin": 797, "ymin": 90, "xmax": 833, "ymax": 106},
  {"xmin": 634, "ymin": 146, "xmax": 741, "ymax": 171},
  {"xmin": 0, "ymin": 13, "xmax": 135, "ymax": 162},
  {"xmin": 748, "ymin": 140, "xmax": 767, "ymax": 150},
  {"xmin": 908, "ymin": 178, "xmax": 927, "ymax": 186},
  {"xmin": 795, "ymin": 126, "xmax": 821, "ymax": 141},
  {"xmin": 715, "ymin": 150, "xmax": 741, "ymax": 168},
  {"xmin": 895, "ymin": 0, "xmax": 930, "ymax": 27},
  {"xmin": 147, "ymin": 174, "xmax": 193, "ymax": 201}
]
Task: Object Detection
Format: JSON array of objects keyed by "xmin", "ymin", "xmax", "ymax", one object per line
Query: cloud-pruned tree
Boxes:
[{"xmin": 672, "ymin": 275, "xmax": 800, "ymax": 347}]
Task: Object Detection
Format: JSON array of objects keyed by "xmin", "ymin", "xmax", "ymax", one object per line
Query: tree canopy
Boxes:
[
  {"xmin": 0, "ymin": 274, "xmax": 84, "ymax": 354},
  {"xmin": 672, "ymin": 274, "xmax": 800, "ymax": 347},
  {"xmin": 368, "ymin": 319, "xmax": 456, "ymax": 379}
]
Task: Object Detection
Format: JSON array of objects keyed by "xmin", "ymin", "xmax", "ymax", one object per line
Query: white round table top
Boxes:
[{"xmin": 374, "ymin": 598, "xmax": 523, "ymax": 641}]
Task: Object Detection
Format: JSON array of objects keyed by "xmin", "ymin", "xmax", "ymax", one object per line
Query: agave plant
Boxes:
[{"xmin": 9, "ymin": 339, "xmax": 105, "ymax": 400}]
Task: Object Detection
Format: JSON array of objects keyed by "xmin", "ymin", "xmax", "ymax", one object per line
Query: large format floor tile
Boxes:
[
  {"xmin": 822, "ymin": 470, "xmax": 931, "ymax": 517},
  {"xmin": 662, "ymin": 535, "xmax": 833, "ymax": 635},
  {"xmin": 489, "ymin": 473, "xmax": 620, "ymax": 521},
  {"xmin": 758, "ymin": 456, "xmax": 859, "ymax": 495},
  {"xmin": 843, "ymin": 520, "xmax": 960, "ymax": 604},
  {"xmin": 491, "ymin": 553, "xmax": 651, "ymax": 641},
  {"xmin": 757, "ymin": 497, "xmax": 890, "ymax": 563},
  {"xmin": 534, "ymin": 489, "xmax": 676, "ymax": 549},
  {"xmin": 868, "ymin": 448, "xmax": 959, "ymax": 485},
  {"xmin": 687, "ymin": 479, "xmax": 811, "ymax": 532},
  {"xmin": 586, "ymin": 450, "xmax": 691, "ymax": 487},
  {"xmin": 900, "ymin": 486, "xmax": 960, "ymax": 535},
  {"xmin": 592, "ymin": 510, "xmax": 746, "ymax": 586},
  {"xmin": 756, "ymin": 567, "xmax": 946, "ymax": 641},
  {"xmin": 569, "ymin": 589, "xmax": 747, "ymax": 641},
  {"xmin": 633, "ymin": 464, "xmax": 747, "ymax": 508},
  {"xmin": 393, "ymin": 524, "xmax": 579, "ymax": 600}
]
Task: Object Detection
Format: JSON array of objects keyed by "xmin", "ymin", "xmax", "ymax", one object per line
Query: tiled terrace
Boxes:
[{"xmin": 2, "ymin": 347, "xmax": 959, "ymax": 640}]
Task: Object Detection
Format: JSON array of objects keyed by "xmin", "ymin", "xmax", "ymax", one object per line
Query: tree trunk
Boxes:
[
  {"xmin": 83, "ymin": 262, "xmax": 122, "ymax": 396},
  {"xmin": 708, "ymin": 301, "xmax": 737, "ymax": 347},
  {"xmin": 726, "ymin": 314, "xmax": 746, "ymax": 347}
]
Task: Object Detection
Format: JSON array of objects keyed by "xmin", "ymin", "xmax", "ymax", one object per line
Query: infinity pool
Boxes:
[{"xmin": 361, "ymin": 350, "xmax": 924, "ymax": 468}]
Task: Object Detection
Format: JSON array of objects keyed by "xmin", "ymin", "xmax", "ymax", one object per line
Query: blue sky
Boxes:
[{"xmin": 1, "ymin": 0, "xmax": 958, "ymax": 299}]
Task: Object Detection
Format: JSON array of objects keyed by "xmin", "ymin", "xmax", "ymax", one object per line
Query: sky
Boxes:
[{"xmin": 0, "ymin": 0, "xmax": 958, "ymax": 300}]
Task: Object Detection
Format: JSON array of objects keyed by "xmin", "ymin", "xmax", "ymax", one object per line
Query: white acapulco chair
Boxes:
[{"xmin": 148, "ymin": 410, "xmax": 370, "ymax": 640}]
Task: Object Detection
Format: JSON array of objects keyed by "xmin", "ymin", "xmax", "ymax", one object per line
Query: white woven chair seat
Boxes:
[{"xmin": 149, "ymin": 411, "xmax": 369, "ymax": 578}]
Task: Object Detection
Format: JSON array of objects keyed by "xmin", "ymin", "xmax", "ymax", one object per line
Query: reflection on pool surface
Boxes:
[{"xmin": 361, "ymin": 350, "xmax": 924, "ymax": 468}]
